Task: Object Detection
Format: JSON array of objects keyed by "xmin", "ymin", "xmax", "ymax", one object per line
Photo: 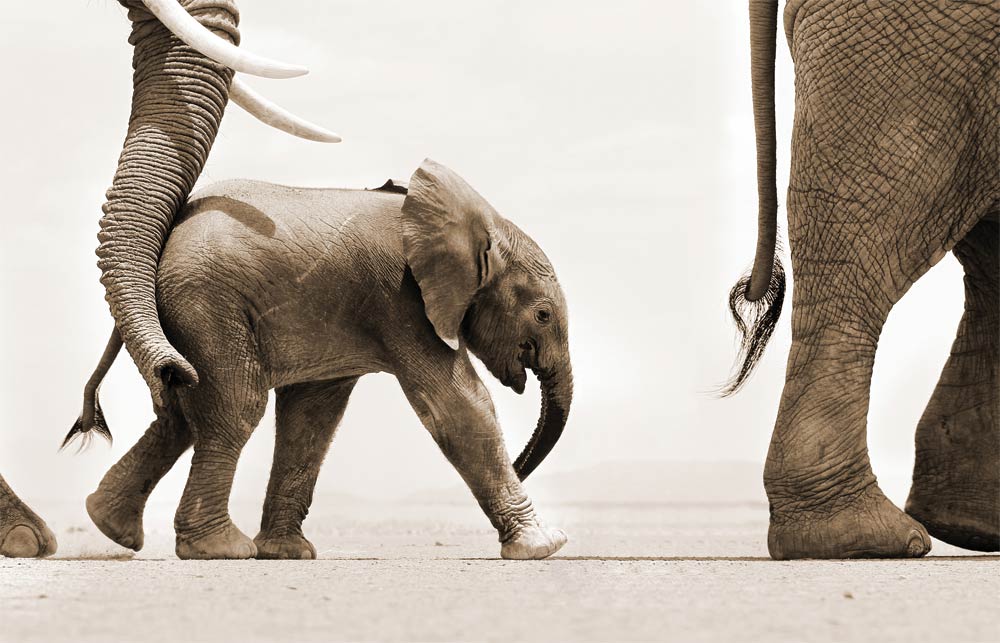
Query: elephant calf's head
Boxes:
[{"xmin": 401, "ymin": 159, "xmax": 573, "ymax": 480}]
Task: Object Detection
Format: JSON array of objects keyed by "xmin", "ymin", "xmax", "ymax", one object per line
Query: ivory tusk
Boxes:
[
  {"xmin": 229, "ymin": 77, "xmax": 342, "ymax": 143},
  {"xmin": 142, "ymin": 0, "xmax": 308, "ymax": 79}
]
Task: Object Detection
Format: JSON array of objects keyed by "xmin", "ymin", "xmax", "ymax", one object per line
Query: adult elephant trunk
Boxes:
[
  {"xmin": 98, "ymin": 0, "xmax": 240, "ymax": 397},
  {"xmin": 513, "ymin": 362, "xmax": 573, "ymax": 481},
  {"xmin": 720, "ymin": 0, "xmax": 786, "ymax": 396}
]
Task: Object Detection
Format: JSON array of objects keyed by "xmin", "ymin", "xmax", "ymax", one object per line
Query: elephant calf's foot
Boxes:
[
  {"xmin": 253, "ymin": 531, "xmax": 317, "ymax": 560},
  {"xmin": 768, "ymin": 485, "xmax": 931, "ymax": 560},
  {"xmin": 86, "ymin": 491, "xmax": 145, "ymax": 552},
  {"xmin": 176, "ymin": 520, "xmax": 257, "ymax": 560},
  {"xmin": 501, "ymin": 526, "xmax": 567, "ymax": 560}
]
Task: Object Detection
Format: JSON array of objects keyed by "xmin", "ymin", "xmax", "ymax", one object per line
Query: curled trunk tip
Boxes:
[{"xmin": 513, "ymin": 367, "xmax": 573, "ymax": 481}]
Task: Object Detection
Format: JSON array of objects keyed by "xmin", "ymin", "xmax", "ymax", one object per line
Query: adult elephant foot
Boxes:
[
  {"xmin": 908, "ymin": 487, "xmax": 999, "ymax": 553},
  {"xmin": 0, "ymin": 479, "xmax": 57, "ymax": 558},
  {"xmin": 768, "ymin": 485, "xmax": 930, "ymax": 560},
  {"xmin": 86, "ymin": 490, "xmax": 146, "ymax": 552},
  {"xmin": 905, "ymin": 220, "xmax": 998, "ymax": 552},
  {"xmin": 501, "ymin": 525, "xmax": 567, "ymax": 560},
  {"xmin": 905, "ymin": 363, "xmax": 999, "ymax": 552},
  {"xmin": 176, "ymin": 521, "xmax": 257, "ymax": 560},
  {"xmin": 0, "ymin": 519, "xmax": 57, "ymax": 559},
  {"xmin": 1, "ymin": 525, "xmax": 57, "ymax": 559},
  {"xmin": 253, "ymin": 531, "xmax": 317, "ymax": 560}
]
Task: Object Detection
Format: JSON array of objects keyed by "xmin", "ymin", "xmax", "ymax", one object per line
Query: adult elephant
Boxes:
[
  {"xmin": 2, "ymin": 0, "xmax": 336, "ymax": 560},
  {"xmin": 97, "ymin": 0, "xmax": 338, "ymax": 409},
  {"xmin": 726, "ymin": 0, "xmax": 998, "ymax": 559},
  {"xmin": 73, "ymin": 160, "xmax": 573, "ymax": 560},
  {"xmin": 0, "ymin": 476, "xmax": 57, "ymax": 558}
]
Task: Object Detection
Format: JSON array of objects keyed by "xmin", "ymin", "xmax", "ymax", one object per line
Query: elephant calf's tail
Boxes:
[{"xmin": 61, "ymin": 328, "xmax": 123, "ymax": 451}]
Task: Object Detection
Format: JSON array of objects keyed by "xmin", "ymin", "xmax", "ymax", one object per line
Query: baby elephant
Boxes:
[{"xmin": 79, "ymin": 159, "xmax": 573, "ymax": 560}]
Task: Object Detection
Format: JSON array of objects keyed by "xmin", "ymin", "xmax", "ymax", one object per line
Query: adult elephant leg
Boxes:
[
  {"xmin": 907, "ymin": 218, "xmax": 999, "ymax": 551},
  {"xmin": 86, "ymin": 406, "xmax": 193, "ymax": 552},
  {"xmin": 764, "ymin": 241, "xmax": 930, "ymax": 559},
  {"xmin": 172, "ymin": 339, "xmax": 267, "ymax": 560},
  {"xmin": 0, "ymin": 476, "xmax": 57, "ymax": 558},
  {"xmin": 254, "ymin": 378, "xmax": 358, "ymax": 560},
  {"xmin": 765, "ymin": 0, "xmax": 996, "ymax": 559}
]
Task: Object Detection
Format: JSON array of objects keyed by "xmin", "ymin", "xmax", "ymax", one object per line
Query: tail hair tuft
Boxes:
[
  {"xmin": 719, "ymin": 256, "xmax": 786, "ymax": 397},
  {"xmin": 61, "ymin": 397, "xmax": 112, "ymax": 453}
]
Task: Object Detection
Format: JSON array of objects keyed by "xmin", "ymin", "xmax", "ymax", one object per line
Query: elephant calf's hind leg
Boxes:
[
  {"xmin": 907, "ymin": 219, "xmax": 999, "ymax": 551},
  {"xmin": 174, "ymin": 373, "xmax": 268, "ymax": 560},
  {"xmin": 87, "ymin": 404, "xmax": 192, "ymax": 552},
  {"xmin": 255, "ymin": 378, "xmax": 358, "ymax": 560}
]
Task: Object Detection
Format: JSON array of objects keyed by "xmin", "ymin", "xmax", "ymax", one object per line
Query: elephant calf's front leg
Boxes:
[{"xmin": 399, "ymin": 359, "xmax": 566, "ymax": 560}]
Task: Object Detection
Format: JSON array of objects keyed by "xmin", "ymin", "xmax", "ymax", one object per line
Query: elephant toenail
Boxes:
[
  {"xmin": 1, "ymin": 525, "xmax": 41, "ymax": 558},
  {"xmin": 906, "ymin": 530, "xmax": 929, "ymax": 557}
]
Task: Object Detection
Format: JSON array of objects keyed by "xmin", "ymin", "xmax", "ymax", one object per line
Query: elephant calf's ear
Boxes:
[{"xmin": 401, "ymin": 159, "xmax": 507, "ymax": 349}]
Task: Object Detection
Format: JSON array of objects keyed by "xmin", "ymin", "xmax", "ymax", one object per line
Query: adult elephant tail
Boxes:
[{"xmin": 721, "ymin": 0, "xmax": 786, "ymax": 397}]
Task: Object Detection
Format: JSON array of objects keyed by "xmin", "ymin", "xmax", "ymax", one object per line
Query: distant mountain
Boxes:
[{"xmin": 406, "ymin": 460, "xmax": 768, "ymax": 506}]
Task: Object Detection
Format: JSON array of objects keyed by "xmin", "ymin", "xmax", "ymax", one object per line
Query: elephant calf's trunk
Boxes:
[{"xmin": 513, "ymin": 367, "xmax": 573, "ymax": 481}]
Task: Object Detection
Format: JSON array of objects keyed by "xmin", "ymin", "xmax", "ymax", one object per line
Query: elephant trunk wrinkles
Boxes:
[
  {"xmin": 512, "ymin": 362, "xmax": 573, "ymax": 481},
  {"xmin": 98, "ymin": 0, "xmax": 239, "ymax": 399}
]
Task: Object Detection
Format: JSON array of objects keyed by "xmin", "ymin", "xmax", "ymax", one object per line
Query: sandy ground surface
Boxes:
[{"xmin": 2, "ymin": 500, "xmax": 998, "ymax": 642}]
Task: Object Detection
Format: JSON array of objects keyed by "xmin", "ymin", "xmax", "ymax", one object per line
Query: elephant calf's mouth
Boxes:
[
  {"xmin": 502, "ymin": 368, "xmax": 528, "ymax": 395},
  {"xmin": 495, "ymin": 340, "xmax": 536, "ymax": 395}
]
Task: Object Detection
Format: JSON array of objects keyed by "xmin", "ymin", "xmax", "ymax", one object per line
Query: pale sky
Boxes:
[{"xmin": 0, "ymin": 2, "xmax": 965, "ymax": 509}]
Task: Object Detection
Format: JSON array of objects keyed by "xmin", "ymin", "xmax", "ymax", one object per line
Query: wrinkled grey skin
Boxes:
[
  {"xmin": 0, "ymin": 476, "xmax": 57, "ymax": 558},
  {"xmin": 85, "ymin": 160, "xmax": 573, "ymax": 560},
  {"xmin": 731, "ymin": 0, "xmax": 998, "ymax": 559},
  {"xmin": 100, "ymin": 0, "xmax": 239, "ymax": 403}
]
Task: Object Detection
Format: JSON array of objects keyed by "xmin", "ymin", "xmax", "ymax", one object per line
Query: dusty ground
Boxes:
[{"xmin": 2, "ymin": 500, "xmax": 998, "ymax": 642}]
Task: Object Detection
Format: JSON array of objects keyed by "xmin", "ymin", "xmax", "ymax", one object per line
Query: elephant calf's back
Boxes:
[
  {"xmin": 156, "ymin": 180, "xmax": 410, "ymax": 373},
  {"xmin": 161, "ymin": 180, "xmax": 406, "ymax": 283}
]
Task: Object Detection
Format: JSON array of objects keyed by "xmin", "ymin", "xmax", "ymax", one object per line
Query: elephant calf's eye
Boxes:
[{"xmin": 534, "ymin": 309, "xmax": 551, "ymax": 324}]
